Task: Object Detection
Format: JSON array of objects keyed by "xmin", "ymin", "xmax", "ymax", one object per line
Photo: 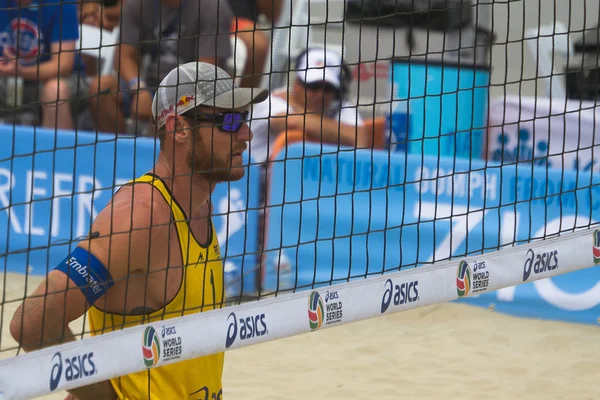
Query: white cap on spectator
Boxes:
[
  {"xmin": 295, "ymin": 48, "xmax": 343, "ymax": 89},
  {"xmin": 152, "ymin": 62, "xmax": 268, "ymax": 129}
]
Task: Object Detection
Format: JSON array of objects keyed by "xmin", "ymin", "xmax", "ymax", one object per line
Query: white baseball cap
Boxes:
[
  {"xmin": 152, "ymin": 62, "xmax": 269, "ymax": 129},
  {"xmin": 295, "ymin": 48, "xmax": 344, "ymax": 90}
]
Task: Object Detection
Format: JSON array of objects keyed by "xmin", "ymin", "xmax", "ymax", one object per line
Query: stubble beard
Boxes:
[{"xmin": 189, "ymin": 134, "xmax": 245, "ymax": 183}]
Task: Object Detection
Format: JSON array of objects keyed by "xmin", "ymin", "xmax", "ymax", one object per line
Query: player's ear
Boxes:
[
  {"xmin": 164, "ymin": 114, "xmax": 178, "ymax": 135},
  {"xmin": 166, "ymin": 115, "xmax": 190, "ymax": 144}
]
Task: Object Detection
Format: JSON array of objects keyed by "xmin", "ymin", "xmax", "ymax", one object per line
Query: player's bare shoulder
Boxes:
[
  {"xmin": 81, "ymin": 180, "xmax": 173, "ymax": 277},
  {"xmin": 95, "ymin": 181, "xmax": 171, "ymax": 232}
]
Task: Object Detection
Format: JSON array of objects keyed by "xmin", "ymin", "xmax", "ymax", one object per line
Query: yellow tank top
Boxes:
[{"xmin": 88, "ymin": 173, "xmax": 225, "ymax": 400}]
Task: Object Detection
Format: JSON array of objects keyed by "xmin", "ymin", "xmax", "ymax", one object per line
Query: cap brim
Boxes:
[
  {"xmin": 199, "ymin": 87, "xmax": 269, "ymax": 110},
  {"xmin": 301, "ymin": 68, "xmax": 341, "ymax": 89}
]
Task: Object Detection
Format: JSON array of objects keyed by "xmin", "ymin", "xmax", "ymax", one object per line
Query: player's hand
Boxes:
[
  {"xmin": 131, "ymin": 90, "xmax": 153, "ymax": 120},
  {"xmin": 0, "ymin": 60, "xmax": 16, "ymax": 76},
  {"xmin": 0, "ymin": 48, "xmax": 18, "ymax": 77}
]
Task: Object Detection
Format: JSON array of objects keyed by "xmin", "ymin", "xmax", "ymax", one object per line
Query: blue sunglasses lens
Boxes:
[{"xmin": 222, "ymin": 112, "xmax": 248, "ymax": 132}]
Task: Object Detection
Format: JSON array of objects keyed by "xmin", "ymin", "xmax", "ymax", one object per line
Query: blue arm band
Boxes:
[{"xmin": 54, "ymin": 247, "xmax": 115, "ymax": 305}]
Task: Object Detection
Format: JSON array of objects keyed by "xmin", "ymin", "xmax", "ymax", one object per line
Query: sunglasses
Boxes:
[
  {"xmin": 182, "ymin": 111, "xmax": 249, "ymax": 133},
  {"xmin": 303, "ymin": 81, "xmax": 338, "ymax": 93}
]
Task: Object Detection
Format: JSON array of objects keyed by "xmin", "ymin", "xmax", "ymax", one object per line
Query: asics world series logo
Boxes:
[
  {"xmin": 456, "ymin": 260, "xmax": 471, "ymax": 298},
  {"xmin": 142, "ymin": 326, "xmax": 161, "ymax": 368},
  {"xmin": 142, "ymin": 324, "xmax": 182, "ymax": 369},
  {"xmin": 457, "ymin": 260, "xmax": 489, "ymax": 298},
  {"xmin": 308, "ymin": 291, "xmax": 324, "ymax": 331},
  {"xmin": 593, "ymin": 230, "xmax": 600, "ymax": 265},
  {"xmin": 308, "ymin": 290, "xmax": 343, "ymax": 331}
]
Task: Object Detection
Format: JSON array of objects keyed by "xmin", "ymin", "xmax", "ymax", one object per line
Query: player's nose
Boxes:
[{"xmin": 236, "ymin": 122, "xmax": 253, "ymax": 142}]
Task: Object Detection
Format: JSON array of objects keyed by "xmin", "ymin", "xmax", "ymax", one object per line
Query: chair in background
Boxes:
[{"xmin": 524, "ymin": 22, "xmax": 573, "ymax": 102}]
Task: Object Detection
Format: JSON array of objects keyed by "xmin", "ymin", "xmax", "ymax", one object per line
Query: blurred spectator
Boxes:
[
  {"xmin": 87, "ymin": 0, "xmax": 233, "ymax": 134},
  {"xmin": 250, "ymin": 47, "xmax": 368, "ymax": 163},
  {"xmin": 80, "ymin": 0, "xmax": 124, "ymax": 32},
  {"xmin": 78, "ymin": 0, "xmax": 124, "ymax": 77},
  {"xmin": 228, "ymin": 0, "xmax": 282, "ymax": 88},
  {"xmin": 0, "ymin": 0, "xmax": 84, "ymax": 130}
]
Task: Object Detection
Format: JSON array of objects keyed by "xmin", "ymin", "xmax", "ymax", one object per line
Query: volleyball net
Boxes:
[{"xmin": 1, "ymin": 0, "xmax": 600, "ymax": 398}]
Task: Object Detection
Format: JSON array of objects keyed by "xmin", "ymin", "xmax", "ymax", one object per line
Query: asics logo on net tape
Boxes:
[
  {"xmin": 225, "ymin": 312, "xmax": 268, "ymax": 349},
  {"xmin": 49, "ymin": 351, "xmax": 96, "ymax": 392},
  {"xmin": 324, "ymin": 290, "xmax": 339, "ymax": 302},
  {"xmin": 381, "ymin": 278, "xmax": 419, "ymax": 314},
  {"xmin": 523, "ymin": 248, "xmax": 559, "ymax": 281}
]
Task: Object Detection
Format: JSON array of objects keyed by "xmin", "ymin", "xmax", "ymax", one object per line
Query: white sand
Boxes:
[{"xmin": 2, "ymin": 273, "xmax": 599, "ymax": 400}]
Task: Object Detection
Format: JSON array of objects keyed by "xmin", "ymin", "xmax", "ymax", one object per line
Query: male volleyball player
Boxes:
[{"xmin": 10, "ymin": 62, "xmax": 268, "ymax": 399}]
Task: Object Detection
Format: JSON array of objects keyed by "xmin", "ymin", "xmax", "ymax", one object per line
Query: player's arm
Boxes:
[
  {"xmin": 9, "ymin": 194, "xmax": 156, "ymax": 349},
  {"xmin": 9, "ymin": 190, "xmax": 161, "ymax": 399},
  {"xmin": 16, "ymin": 42, "xmax": 76, "ymax": 81}
]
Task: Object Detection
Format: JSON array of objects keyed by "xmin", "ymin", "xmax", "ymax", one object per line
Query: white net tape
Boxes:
[{"xmin": 0, "ymin": 227, "xmax": 597, "ymax": 400}]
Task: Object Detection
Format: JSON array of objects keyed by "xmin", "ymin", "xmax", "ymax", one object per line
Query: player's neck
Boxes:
[
  {"xmin": 153, "ymin": 155, "xmax": 214, "ymax": 217},
  {"xmin": 174, "ymin": 174, "xmax": 213, "ymax": 218}
]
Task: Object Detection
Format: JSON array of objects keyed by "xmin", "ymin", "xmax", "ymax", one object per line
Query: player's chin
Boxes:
[
  {"xmin": 227, "ymin": 166, "xmax": 246, "ymax": 182},
  {"xmin": 212, "ymin": 156, "xmax": 247, "ymax": 182}
]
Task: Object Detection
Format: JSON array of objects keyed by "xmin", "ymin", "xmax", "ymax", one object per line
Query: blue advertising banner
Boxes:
[
  {"xmin": 0, "ymin": 125, "xmax": 260, "ymax": 297},
  {"xmin": 461, "ymin": 266, "xmax": 600, "ymax": 325},
  {"xmin": 263, "ymin": 143, "xmax": 600, "ymax": 324},
  {"xmin": 5, "ymin": 125, "xmax": 600, "ymax": 324}
]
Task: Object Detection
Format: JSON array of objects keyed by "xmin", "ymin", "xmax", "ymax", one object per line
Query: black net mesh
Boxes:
[{"xmin": 0, "ymin": 0, "xmax": 599, "ymax": 397}]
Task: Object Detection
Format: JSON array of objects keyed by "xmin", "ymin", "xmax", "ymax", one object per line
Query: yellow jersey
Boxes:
[{"xmin": 88, "ymin": 173, "xmax": 225, "ymax": 399}]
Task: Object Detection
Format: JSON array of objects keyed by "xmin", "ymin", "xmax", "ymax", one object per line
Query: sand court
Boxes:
[{"xmin": 1, "ymin": 272, "xmax": 599, "ymax": 400}]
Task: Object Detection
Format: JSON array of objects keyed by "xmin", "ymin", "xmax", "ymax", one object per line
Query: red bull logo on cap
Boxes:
[
  {"xmin": 177, "ymin": 95, "xmax": 195, "ymax": 107},
  {"xmin": 157, "ymin": 95, "xmax": 196, "ymax": 125}
]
